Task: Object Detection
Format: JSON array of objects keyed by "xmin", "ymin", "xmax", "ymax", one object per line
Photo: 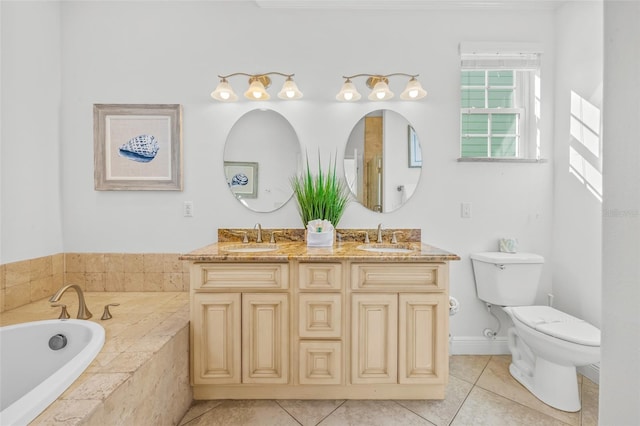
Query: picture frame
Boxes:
[
  {"xmin": 94, "ymin": 104, "xmax": 183, "ymax": 190},
  {"xmin": 408, "ymin": 125, "xmax": 422, "ymax": 168},
  {"xmin": 224, "ymin": 161, "xmax": 258, "ymax": 198}
]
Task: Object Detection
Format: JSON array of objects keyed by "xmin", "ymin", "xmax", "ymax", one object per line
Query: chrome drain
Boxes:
[{"xmin": 48, "ymin": 333, "xmax": 68, "ymax": 350}]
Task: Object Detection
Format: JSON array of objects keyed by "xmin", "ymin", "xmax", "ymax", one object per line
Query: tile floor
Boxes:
[{"xmin": 178, "ymin": 355, "xmax": 599, "ymax": 426}]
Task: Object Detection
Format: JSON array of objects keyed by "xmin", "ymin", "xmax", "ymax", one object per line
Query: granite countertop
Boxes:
[{"xmin": 179, "ymin": 241, "xmax": 460, "ymax": 263}]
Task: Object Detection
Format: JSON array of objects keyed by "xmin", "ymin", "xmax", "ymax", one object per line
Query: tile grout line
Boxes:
[
  {"xmin": 392, "ymin": 400, "xmax": 438, "ymax": 426},
  {"xmin": 470, "ymin": 356, "xmax": 576, "ymax": 426},
  {"xmin": 313, "ymin": 400, "xmax": 348, "ymax": 426},
  {"xmin": 446, "ymin": 355, "xmax": 494, "ymax": 425},
  {"xmin": 474, "ymin": 356, "xmax": 584, "ymax": 426},
  {"xmin": 273, "ymin": 400, "xmax": 304, "ymax": 426}
]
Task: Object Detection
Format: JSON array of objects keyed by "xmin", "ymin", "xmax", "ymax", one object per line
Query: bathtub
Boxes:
[{"xmin": 0, "ymin": 319, "xmax": 105, "ymax": 425}]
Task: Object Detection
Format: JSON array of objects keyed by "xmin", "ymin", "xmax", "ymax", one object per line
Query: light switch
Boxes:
[
  {"xmin": 184, "ymin": 201, "xmax": 194, "ymax": 217},
  {"xmin": 461, "ymin": 202, "xmax": 472, "ymax": 218}
]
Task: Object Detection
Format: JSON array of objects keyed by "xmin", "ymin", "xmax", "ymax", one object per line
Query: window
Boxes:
[{"xmin": 459, "ymin": 43, "xmax": 541, "ymax": 160}]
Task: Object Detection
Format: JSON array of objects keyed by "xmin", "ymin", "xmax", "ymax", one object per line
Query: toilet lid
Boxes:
[{"xmin": 511, "ymin": 306, "xmax": 600, "ymax": 347}]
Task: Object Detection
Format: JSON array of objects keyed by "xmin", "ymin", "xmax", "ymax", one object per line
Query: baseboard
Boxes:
[
  {"xmin": 578, "ymin": 363, "xmax": 600, "ymax": 384},
  {"xmin": 450, "ymin": 335, "xmax": 600, "ymax": 385},
  {"xmin": 449, "ymin": 336, "xmax": 510, "ymax": 355}
]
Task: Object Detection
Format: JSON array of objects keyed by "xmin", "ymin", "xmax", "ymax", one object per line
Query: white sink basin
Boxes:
[
  {"xmin": 356, "ymin": 244, "xmax": 415, "ymax": 254},
  {"xmin": 222, "ymin": 244, "xmax": 279, "ymax": 253}
]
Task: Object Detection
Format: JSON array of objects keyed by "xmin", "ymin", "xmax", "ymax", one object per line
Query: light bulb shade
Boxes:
[
  {"xmin": 244, "ymin": 80, "xmax": 270, "ymax": 100},
  {"xmin": 211, "ymin": 80, "xmax": 238, "ymax": 102},
  {"xmin": 277, "ymin": 77, "xmax": 303, "ymax": 100},
  {"xmin": 400, "ymin": 77, "xmax": 427, "ymax": 100},
  {"xmin": 368, "ymin": 81, "xmax": 394, "ymax": 101},
  {"xmin": 336, "ymin": 80, "xmax": 361, "ymax": 101}
]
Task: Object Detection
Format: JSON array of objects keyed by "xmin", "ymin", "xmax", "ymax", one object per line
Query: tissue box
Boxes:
[
  {"xmin": 306, "ymin": 230, "xmax": 334, "ymax": 247},
  {"xmin": 499, "ymin": 238, "xmax": 518, "ymax": 253}
]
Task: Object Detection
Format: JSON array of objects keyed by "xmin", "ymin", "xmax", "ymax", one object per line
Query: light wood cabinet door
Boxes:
[
  {"xmin": 192, "ymin": 293, "xmax": 241, "ymax": 384},
  {"xmin": 351, "ymin": 293, "xmax": 398, "ymax": 384},
  {"xmin": 299, "ymin": 341, "xmax": 342, "ymax": 385},
  {"xmin": 398, "ymin": 293, "xmax": 448, "ymax": 384},
  {"xmin": 351, "ymin": 263, "xmax": 446, "ymax": 292},
  {"xmin": 298, "ymin": 293, "xmax": 342, "ymax": 338},
  {"xmin": 194, "ymin": 263, "xmax": 288, "ymax": 290},
  {"xmin": 298, "ymin": 263, "xmax": 342, "ymax": 290},
  {"xmin": 242, "ymin": 293, "xmax": 289, "ymax": 384}
]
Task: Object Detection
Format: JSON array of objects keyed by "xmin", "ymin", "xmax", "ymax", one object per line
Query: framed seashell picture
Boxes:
[
  {"xmin": 93, "ymin": 104, "xmax": 182, "ymax": 190},
  {"xmin": 224, "ymin": 161, "xmax": 258, "ymax": 198}
]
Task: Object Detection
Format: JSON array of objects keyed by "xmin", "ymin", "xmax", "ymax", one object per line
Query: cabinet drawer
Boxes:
[
  {"xmin": 298, "ymin": 293, "xmax": 342, "ymax": 338},
  {"xmin": 193, "ymin": 263, "xmax": 288, "ymax": 290},
  {"xmin": 351, "ymin": 263, "xmax": 446, "ymax": 291},
  {"xmin": 299, "ymin": 341, "xmax": 342, "ymax": 385},
  {"xmin": 298, "ymin": 263, "xmax": 342, "ymax": 290}
]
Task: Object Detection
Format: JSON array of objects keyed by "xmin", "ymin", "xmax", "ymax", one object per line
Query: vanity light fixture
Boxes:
[
  {"xmin": 211, "ymin": 72, "xmax": 303, "ymax": 102},
  {"xmin": 336, "ymin": 73, "xmax": 427, "ymax": 102}
]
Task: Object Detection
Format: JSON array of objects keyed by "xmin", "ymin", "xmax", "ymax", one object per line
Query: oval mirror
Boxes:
[
  {"xmin": 343, "ymin": 109, "xmax": 422, "ymax": 213},
  {"xmin": 223, "ymin": 109, "xmax": 301, "ymax": 212}
]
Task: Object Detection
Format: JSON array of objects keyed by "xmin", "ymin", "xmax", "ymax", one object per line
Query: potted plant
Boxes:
[{"xmin": 290, "ymin": 154, "xmax": 350, "ymax": 234}]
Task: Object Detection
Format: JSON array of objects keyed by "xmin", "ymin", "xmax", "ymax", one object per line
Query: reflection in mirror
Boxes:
[
  {"xmin": 224, "ymin": 109, "xmax": 301, "ymax": 212},
  {"xmin": 344, "ymin": 110, "xmax": 422, "ymax": 213}
]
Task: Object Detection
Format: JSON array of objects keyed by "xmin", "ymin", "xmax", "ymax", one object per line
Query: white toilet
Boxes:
[{"xmin": 470, "ymin": 252, "xmax": 600, "ymax": 412}]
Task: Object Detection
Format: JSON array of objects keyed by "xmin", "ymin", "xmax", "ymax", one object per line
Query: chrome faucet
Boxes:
[
  {"xmin": 49, "ymin": 284, "xmax": 92, "ymax": 320},
  {"xmin": 254, "ymin": 223, "xmax": 263, "ymax": 243},
  {"xmin": 377, "ymin": 223, "xmax": 383, "ymax": 243}
]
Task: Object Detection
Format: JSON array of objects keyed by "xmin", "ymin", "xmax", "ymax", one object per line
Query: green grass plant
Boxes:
[{"xmin": 291, "ymin": 153, "xmax": 350, "ymax": 228}]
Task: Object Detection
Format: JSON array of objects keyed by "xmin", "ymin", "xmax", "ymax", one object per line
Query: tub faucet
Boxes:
[
  {"xmin": 49, "ymin": 284, "xmax": 92, "ymax": 320},
  {"xmin": 254, "ymin": 223, "xmax": 263, "ymax": 243},
  {"xmin": 377, "ymin": 223, "xmax": 384, "ymax": 243}
]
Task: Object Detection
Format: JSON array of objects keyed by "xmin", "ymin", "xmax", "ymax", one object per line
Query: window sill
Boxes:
[{"xmin": 457, "ymin": 157, "xmax": 548, "ymax": 164}]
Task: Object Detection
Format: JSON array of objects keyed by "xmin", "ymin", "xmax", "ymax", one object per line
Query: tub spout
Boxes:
[{"xmin": 49, "ymin": 284, "xmax": 92, "ymax": 320}]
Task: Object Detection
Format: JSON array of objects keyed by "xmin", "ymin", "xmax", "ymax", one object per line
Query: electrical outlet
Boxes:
[
  {"xmin": 183, "ymin": 201, "xmax": 194, "ymax": 217},
  {"xmin": 461, "ymin": 202, "xmax": 472, "ymax": 218}
]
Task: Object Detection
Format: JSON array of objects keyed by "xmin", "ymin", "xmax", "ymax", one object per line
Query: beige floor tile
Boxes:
[
  {"xmin": 317, "ymin": 400, "xmax": 433, "ymax": 425},
  {"xmin": 183, "ymin": 400, "xmax": 299, "ymax": 426},
  {"xmin": 449, "ymin": 355, "xmax": 491, "ymax": 384},
  {"xmin": 277, "ymin": 399, "xmax": 345, "ymax": 426},
  {"xmin": 398, "ymin": 375, "xmax": 473, "ymax": 426},
  {"xmin": 476, "ymin": 356, "xmax": 580, "ymax": 426},
  {"xmin": 580, "ymin": 377, "xmax": 599, "ymax": 426},
  {"xmin": 178, "ymin": 400, "xmax": 224, "ymax": 425},
  {"xmin": 451, "ymin": 387, "xmax": 568, "ymax": 426}
]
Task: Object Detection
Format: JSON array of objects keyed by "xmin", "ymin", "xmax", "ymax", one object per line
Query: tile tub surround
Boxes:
[
  {"xmin": 1, "ymin": 253, "xmax": 189, "ymax": 313},
  {"xmin": 0, "ymin": 292, "xmax": 191, "ymax": 426},
  {"xmin": 0, "ymin": 253, "xmax": 64, "ymax": 313}
]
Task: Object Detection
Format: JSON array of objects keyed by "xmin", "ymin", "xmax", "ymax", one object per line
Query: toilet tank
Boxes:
[{"xmin": 470, "ymin": 252, "xmax": 544, "ymax": 306}]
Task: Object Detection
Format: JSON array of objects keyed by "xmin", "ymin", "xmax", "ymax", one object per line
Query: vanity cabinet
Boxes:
[
  {"xmin": 191, "ymin": 263, "xmax": 289, "ymax": 387},
  {"xmin": 351, "ymin": 264, "xmax": 448, "ymax": 386},
  {"xmin": 186, "ymin": 245, "xmax": 456, "ymax": 400}
]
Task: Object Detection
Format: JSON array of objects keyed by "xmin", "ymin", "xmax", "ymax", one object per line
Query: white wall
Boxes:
[
  {"xmin": 600, "ymin": 1, "xmax": 640, "ymax": 424},
  {"xmin": 0, "ymin": 1, "xmax": 63, "ymax": 264},
  {"xmin": 2, "ymin": 0, "xmax": 556, "ymax": 342},
  {"xmin": 551, "ymin": 2, "xmax": 602, "ymax": 327},
  {"xmin": 51, "ymin": 1, "xmax": 557, "ymax": 341}
]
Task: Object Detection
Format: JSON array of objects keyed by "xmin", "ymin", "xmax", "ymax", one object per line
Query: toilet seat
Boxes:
[{"xmin": 511, "ymin": 306, "xmax": 600, "ymax": 347}]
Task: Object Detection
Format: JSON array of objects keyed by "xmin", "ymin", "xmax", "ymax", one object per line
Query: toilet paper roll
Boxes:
[{"xmin": 449, "ymin": 296, "xmax": 460, "ymax": 316}]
